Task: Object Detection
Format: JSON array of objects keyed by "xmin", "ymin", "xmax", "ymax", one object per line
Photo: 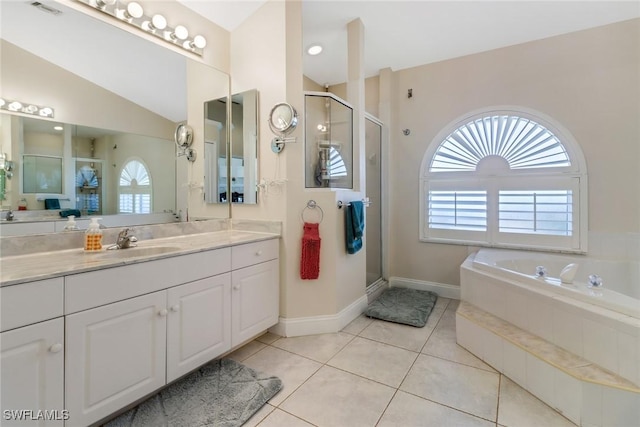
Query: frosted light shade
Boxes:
[
  {"xmin": 8, "ymin": 101, "xmax": 22, "ymax": 111},
  {"xmin": 126, "ymin": 2, "xmax": 143, "ymax": 19},
  {"xmin": 174, "ymin": 25, "xmax": 188, "ymax": 40},
  {"xmin": 151, "ymin": 14, "xmax": 167, "ymax": 30},
  {"xmin": 193, "ymin": 35, "xmax": 206, "ymax": 49}
]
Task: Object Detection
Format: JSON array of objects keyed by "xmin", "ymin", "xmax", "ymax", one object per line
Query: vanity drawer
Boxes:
[
  {"xmin": 1, "ymin": 277, "xmax": 64, "ymax": 331},
  {"xmin": 65, "ymin": 248, "xmax": 231, "ymax": 314},
  {"xmin": 231, "ymin": 239, "xmax": 279, "ymax": 270}
]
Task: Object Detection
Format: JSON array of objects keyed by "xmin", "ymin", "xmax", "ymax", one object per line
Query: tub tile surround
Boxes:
[
  {"xmin": 0, "ymin": 219, "xmax": 282, "ymax": 286},
  {"xmin": 461, "ymin": 255, "xmax": 640, "ymax": 388},
  {"xmin": 456, "ymin": 301, "xmax": 640, "ymax": 426}
]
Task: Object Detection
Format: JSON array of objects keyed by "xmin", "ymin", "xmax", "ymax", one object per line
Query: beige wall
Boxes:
[{"xmin": 388, "ymin": 19, "xmax": 640, "ymax": 286}]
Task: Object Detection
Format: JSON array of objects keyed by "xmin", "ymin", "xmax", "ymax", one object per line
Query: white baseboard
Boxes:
[
  {"xmin": 270, "ymin": 294, "xmax": 368, "ymax": 338},
  {"xmin": 388, "ymin": 277, "xmax": 461, "ymax": 300}
]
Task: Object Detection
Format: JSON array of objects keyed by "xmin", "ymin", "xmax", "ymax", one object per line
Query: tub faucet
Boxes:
[
  {"xmin": 560, "ymin": 263, "xmax": 579, "ymax": 284},
  {"xmin": 115, "ymin": 228, "xmax": 137, "ymax": 249}
]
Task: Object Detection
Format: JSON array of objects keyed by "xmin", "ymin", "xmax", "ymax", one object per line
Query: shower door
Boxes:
[{"xmin": 365, "ymin": 115, "xmax": 383, "ymax": 287}]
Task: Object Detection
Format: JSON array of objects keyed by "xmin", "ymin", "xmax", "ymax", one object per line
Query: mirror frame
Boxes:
[{"xmin": 268, "ymin": 102, "xmax": 298, "ymax": 136}]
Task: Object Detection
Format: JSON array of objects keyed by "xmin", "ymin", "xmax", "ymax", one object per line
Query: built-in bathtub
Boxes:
[
  {"xmin": 457, "ymin": 249, "xmax": 639, "ymax": 426},
  {"xmin": 473, "ymin": 249, "xmax": 639, "ymax": 319}
]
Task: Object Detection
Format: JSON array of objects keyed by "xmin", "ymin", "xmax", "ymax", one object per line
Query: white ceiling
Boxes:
[{"xmin": 183, "ymin": 0, "xmax": 640, "ymax": 86}]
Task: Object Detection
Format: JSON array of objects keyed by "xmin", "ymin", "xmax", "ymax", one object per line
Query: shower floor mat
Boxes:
[
  {"xmin": 104, "ymin": 358, "xmax": 282, "ymax": 427},
  {"xmin": 364, "ymin": 287, "xmax": 438, "ymax": 327}
]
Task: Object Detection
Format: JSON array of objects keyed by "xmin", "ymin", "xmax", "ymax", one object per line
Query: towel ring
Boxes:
[{"xmin": 301, "ymin": 200, "xmax": 323, "ymax": 224}]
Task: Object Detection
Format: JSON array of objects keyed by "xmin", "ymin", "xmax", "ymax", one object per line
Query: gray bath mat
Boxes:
[
  {"xmin": 364, "ymin": 287, "xmax": 438, "ymax": 327},
  {"xmin": 104, "ymin": 358, "xmax": 282, "ymax": 427}
]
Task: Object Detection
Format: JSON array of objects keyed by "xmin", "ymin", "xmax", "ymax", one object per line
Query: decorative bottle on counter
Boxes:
[
  {"xmin": 64, "ymin": 215, "xmax": 79, "ymax": 231},
  {"xmin": 84, "ymin": 217, "xmax": 103, "ymax": 251}
]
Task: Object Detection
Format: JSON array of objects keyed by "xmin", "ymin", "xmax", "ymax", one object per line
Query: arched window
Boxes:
[
  {"xmin": 420, "ymin": 108, "xmax": 587, "ymax": 252},
  {"xmin": 118, "ymin": 159, "xmax": 152, "ymax": 214}
]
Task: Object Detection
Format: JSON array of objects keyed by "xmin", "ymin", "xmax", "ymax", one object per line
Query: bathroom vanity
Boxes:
[{"xmin": 0, "ymin": 225, "xmax": 280, "ymax": 426}]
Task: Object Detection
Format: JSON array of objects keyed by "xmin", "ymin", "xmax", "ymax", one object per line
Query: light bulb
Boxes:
[
  {"xmin": 151, "ymin": 14, "xmax": 167, "ymax": 30},
  {"xmin": 172, "ymin": 25, "xmax": 188, "ymax": 41},
  {"xmin": 54, "ymin": 126, "xmax": 63, "ymax": 131},
  {"xmin": 0, "ymin": 98, "xmax": 5, "ymax": 108},
  {"xmin": 142, "ymin": 14, "xmax": 167, "ymax": 32},
  {"xmin": 307, "ymin": 45, "xmax": 323, "ymax": 55},
  {"xmin": 39, "ymin": 107, "xmax": 54, "ymax": 117},
  {"xmin": 25, "ymin": 105, "xmax": 38, "ymax": 114},
  {"xmin": 193, "ymin": 35, "xmax": 206, "ymax": 49},
  {"xmin": 124, "ymin": 1, "xmax": 143, "ymax": 20},
  {"xmin": 95, "ymin": 0, "xmax": 115, "ymax": 9},
  {"xmin": 8, "ymin": 101, "xmax": 22, "ymax": 111},
  {"xmin": 184, "ymin": 35, "xmax": 207, "ymax": 51}
]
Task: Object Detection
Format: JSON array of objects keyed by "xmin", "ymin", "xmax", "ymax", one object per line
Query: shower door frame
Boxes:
[{"xmin": 364, "ymin": 113, "xmax": 387, "ymax": 290}]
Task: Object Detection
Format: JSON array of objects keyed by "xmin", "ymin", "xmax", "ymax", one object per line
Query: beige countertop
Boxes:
[{"xmin": 0, "ymin": 230, "xmax": 279, "ymax": 287}]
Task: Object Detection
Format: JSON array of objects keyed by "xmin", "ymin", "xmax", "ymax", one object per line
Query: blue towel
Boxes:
[{"xmin": 346, "ymin": 201, "xmax": 364, "ymax": 254}]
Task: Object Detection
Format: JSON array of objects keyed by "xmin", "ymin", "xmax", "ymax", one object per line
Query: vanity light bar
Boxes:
[
  {"xmin": 0, "ymin": 98, "xmax": 55, "ymax": 118},
  {"xmin": 76, "ymin": 0, "xmax": 206, "ymax": 56}
]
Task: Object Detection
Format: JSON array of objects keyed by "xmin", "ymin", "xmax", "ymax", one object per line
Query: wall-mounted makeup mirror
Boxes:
[
  {"xmin": 204, "ymin": 89, "xmax": 258, "ymax": 205},
  {"xmin": 0, "ymin": 0, "xmax": 230, "ymax": 230}
]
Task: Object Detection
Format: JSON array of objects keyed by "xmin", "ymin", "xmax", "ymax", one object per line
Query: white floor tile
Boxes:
[
  {"xmin": 378, "ymin": 390, "xmax": 494, "ymax": 427},
  {"xmin": 241, "ymin": 346, "xmax": 322, "ymax": 406},
  {"xmin": 280, "ymin": 365, "xmax": 395, "ymax": 427},
  {"xmin": 400, "ymin": 354, "xmax": 500, "ymax": 421},
  {"xmin": 271, "ymin": 332, "xmax": 354, "ymax": 363},
  {"xmin": 498, "ymin": 376, "xmax": 576, "ymax": 427},
  {"xmin": 359, "ymin": 318, "xmax": 436, "ymax": 352},
  {"xmin": 342, "ymin": 314, "xmax": 374, "ymax": 335},
  {"xmin": 255, "ymin": 408, "xmax": 314, "ymax": 427},
  {"xmin": 328, "ymin": 336, "xmax": 418, "ymax": 387},
  {"xmin": 225, "ymin": 339, "xmax": 266, "ymax": 362}
]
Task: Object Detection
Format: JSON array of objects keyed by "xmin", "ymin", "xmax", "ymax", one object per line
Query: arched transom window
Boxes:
[
  {"xmin": 118, "ymin": 159, "xmax": 152, "ymax": 214},
  {"xmin": 420, "ymin": 109, "xmax": 587, "ymax": 252}
]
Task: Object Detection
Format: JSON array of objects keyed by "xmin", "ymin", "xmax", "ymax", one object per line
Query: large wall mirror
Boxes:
[
  {"xmin": 204, "ymin": 89, "xmax": 258, "ymax": 205},
  {"xmin": 0, "ymin": 1, "xmax": 230, "ymax": 229}
]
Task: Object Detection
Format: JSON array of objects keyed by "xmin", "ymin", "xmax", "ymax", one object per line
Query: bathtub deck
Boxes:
[{"xmin": 456, "ymin": 301, "xmax": 639, "ymax": 426}]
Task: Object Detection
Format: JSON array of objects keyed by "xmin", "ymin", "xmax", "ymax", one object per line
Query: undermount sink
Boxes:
[{"xmin": 99, "ymin": 245, "xmax": 180, "ymax": 258}]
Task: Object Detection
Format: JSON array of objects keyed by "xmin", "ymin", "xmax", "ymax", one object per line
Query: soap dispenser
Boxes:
[
  {"xmin": 64, "ymin": 215, "xmax": 79, "ymax": 231},
  {"xmin": 84, "ymin": 217, "xmax": 103, "ymax": 251}
]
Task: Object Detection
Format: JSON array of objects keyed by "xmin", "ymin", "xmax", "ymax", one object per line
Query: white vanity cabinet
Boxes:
[
  {"xmin": 1, "ymin": 318, "xmax": 65, "ymax": 427},
  {"xmin": 62, "ymin": 237, "xmax": 279, "ymax": 427},
  {"xmin": 0, "ymin": 277, "xmax": 65, "ymax": 427},
  {"xmin": 231, "ymin": 239, "xmax": 280, "ymax": 347},
  {"xmin": 65, "ymin": 291, "xmax": 167, "ymax": 427},
  {"xmin": 166, "ymin": 273, "xmax": 232, "ymax": 382}
]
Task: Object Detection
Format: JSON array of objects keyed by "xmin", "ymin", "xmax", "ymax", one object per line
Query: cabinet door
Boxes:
[
  {"xmin": 65, "ymin": 291, "xmax": 166, "ymax": 427},
  {"xmin": 231, "ymin": 259, "xmax": 279, "ymax": 347},
  {"xmin": 1, "ymin": 318, "xmax": 64, "ymax": 427},
  {"xmin": 166, "ymin": 273, "xmax": 232, "ymax": 383}
]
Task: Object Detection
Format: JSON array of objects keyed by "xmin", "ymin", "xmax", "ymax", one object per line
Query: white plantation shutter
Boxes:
[
  {"xmin": 428, "ymin": 191, "xmax": 487, "ymax": 231},
  {"xmin": 420, "ymin": 109, "xmax": 587, "ymax": 252},
  {"xmin": 430, "ymin": 115, "xmax": 570, "ymax": 172},
  {"xmin": 118, "ymin": 160, "xmax": 152, "ymax": 214}
]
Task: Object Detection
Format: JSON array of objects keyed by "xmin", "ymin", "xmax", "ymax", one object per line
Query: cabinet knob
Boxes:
[
  {"xmin": 255, "ymin": 250, "xmax": 263, "ymax": 256},
  {"xmin": 170, "ymin": 305, "xmax": 180, "ymax": 312},
  {"xmin": 158, "ymin": 309, "xmax": 168, "ymax": 317},
  {"xmin": 49, "ymin": 343, "xmax": 63, "ymax": 353}
]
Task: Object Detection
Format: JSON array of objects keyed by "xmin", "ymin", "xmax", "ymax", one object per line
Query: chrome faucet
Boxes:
[
  {"xmin": 115, "ymin": 228, "xmax": 137, "ymax": 249},
  {"xmin": 4, "ymin": 209, "xmax": 14, "ymax": 221}
]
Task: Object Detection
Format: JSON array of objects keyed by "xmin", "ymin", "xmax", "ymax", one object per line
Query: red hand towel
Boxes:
[{"xmin": 300, "ymin": 222, "xmax": 321, "ymax": 280}]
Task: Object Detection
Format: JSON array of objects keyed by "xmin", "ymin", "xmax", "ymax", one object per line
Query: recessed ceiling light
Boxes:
[
  {"xmin": 307, "ymin": 44, "xmax": 323, "ymax": 56},
  {"xmin": 54, "ymin": 126, "xmax": 63, "ymax": 131}
]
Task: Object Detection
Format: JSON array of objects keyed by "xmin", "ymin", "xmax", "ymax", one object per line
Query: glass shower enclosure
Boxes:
[{"xmin": 304, "ymin": 93, "xmax": 353, "ymax": 189}]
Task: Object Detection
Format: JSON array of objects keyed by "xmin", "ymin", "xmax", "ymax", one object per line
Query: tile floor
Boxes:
[{"xmin": 228, "ymin": 297, "xmax": 577, "ymax": 427}]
